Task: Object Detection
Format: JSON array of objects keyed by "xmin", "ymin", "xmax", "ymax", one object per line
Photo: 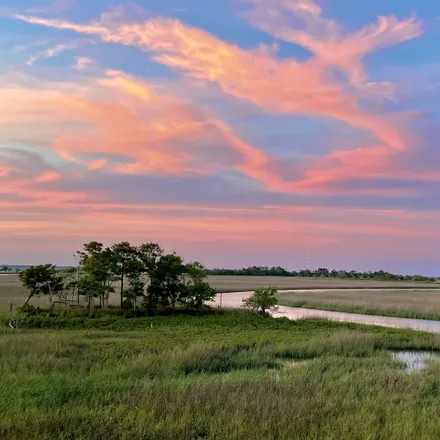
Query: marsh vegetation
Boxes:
[{"xmin": 3, "ymin": 311, "xmax": 440, "ymax": 439}]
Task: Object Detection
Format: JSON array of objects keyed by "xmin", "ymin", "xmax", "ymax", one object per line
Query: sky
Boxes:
[{"xmin": 0, "ymin": 0, "xmax": 440, "ymax": 274}]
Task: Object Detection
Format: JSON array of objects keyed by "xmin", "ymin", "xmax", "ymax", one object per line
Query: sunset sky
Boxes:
[{"xmin": 1, "ymin": 0, "xmax": 440, "ymax": 273}]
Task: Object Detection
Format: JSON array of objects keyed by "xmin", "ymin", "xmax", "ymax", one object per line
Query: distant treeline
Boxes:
[{"xmin": 205, "ymin": 266, "xmax": 438, "ymax": 282}]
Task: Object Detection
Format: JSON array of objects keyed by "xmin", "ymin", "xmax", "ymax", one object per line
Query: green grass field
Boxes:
[
  {"xmin": 3, "ymin": 311, "xmax": 440, "ymax": 439},
  {"xmin": 277, "ymin": 289, "xmax": 440, "ymax": 321}
]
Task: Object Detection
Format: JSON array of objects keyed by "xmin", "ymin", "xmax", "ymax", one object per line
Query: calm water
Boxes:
[
  {"xmin": 393, "ymin": 351, "xmax": 440, "ymax": 372},
  {"xmin": 214, "ymin": 291, "xmax": 440, "ymax": 333}
]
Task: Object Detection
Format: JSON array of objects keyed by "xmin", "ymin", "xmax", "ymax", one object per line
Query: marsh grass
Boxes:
[
  {"xmin": 1, "ymin": 273, "xmax": 437, "ymax": 312},
  {"xmin": 3, "ymin": 312, "xmax": 440, "ymax": 439},
  {"xmin": 206, "ymin": 276, "xmax": 439, "ymax": 293},
  {"xmin": 278, "ymin": 289, "xmax": 440, "ymax": 321}
]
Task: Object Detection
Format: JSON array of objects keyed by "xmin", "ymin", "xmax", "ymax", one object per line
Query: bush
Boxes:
[{"xmin": 242, "ymin": 286, "xmax": 279, "ymax": 316}]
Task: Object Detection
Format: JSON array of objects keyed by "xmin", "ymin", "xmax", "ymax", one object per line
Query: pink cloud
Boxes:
[
  {"xmin": 2, "ymin": 4, "xmax": 440, "ymax": 270},
  {"xmin": 35, "ymin": 171, "xmax": 62, "ymax": 182},
  {"xmin": 2, "ymin": 198, "xmax": 440, "ymax": 263},
  {"xmin": 88, "ymin": 159, "xmax": 107, "ymax": 170},
  {"xmin": 245, "ymin": 0, "xmax": 422, "ymax": 86},
  {"xmin": 0, "ymin": 71, "xmax": 284, "ymax": 193},
  {"xmin": 14, "ymin": 6, "xmax": 419, "ymax": 190}
]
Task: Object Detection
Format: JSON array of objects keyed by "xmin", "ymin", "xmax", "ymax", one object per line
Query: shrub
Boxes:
[{"xmin": 242, "ymin": 286, "xmax": 279, "ymax": 316}]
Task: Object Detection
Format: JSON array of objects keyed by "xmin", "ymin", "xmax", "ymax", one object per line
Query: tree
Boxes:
[
  {"xmin": 152, "ymin": 253, "xmax": 186, "ymax": 309},
  {"xmin": 111, "ymin": 242, "xmax": 138, "ymax": 308},
  {"xmin": 184, "ymin": 262, "xmax": 206, "ymax": 284},
  {"xmin": 19, "ymin": 264, "xmax": 63, "ymax": 307},
  {"xmin": 78, "ymin": 242, "xmax": 115, "ymax": 308},
  {"xmin": 138, "ymin": 243, "xmax": 164, "ymax": 312},
  {"xmin": 0, "ymin": 265, "xmax": 9, "ymax": 273},
  {"xmin": 82, "ymin": 241, "xmax": 104, "ymax": 255},
  {"xmin": 242, "ymin": 286, "xmax": 279, "ymax": 316},
  {"xmin": 180, "ymin": 262, "xmax": 216, "ymax": 310},
  {"xmin": 181, "ymin": 282, "xmax": 216, "ymax": 310},
  {"xmin": 77, "ymin": 275, "xmax": 101, "ymax": 309},
  {"xmin": 124, "ymin": 259, "xmax": 146, "ymax": 309},
  {"xmin": 138, "ymin": 243, "xmax": 163, "ymax": 274},
  {"xmin": 59, "ymin": 267, "xmax": 78, "ymax": 305}
]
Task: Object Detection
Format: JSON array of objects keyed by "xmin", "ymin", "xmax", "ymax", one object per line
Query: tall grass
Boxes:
[
  {"xmin": 3, "ymin": 312, "xmax": 440, "ymax": 439},
  {"xmin": 280, "ymin": 300, "xmax": 440, "ymax": 321},
  {"xmin": 277, "ymin": 288, "xmax": 440, "ymax": 321}
]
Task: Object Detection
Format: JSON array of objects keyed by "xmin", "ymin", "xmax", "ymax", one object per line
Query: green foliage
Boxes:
[
  {"xmin": 124, "ymin": 269, "xmax": 146, "ymax": 309},
  {"xmin": 179, "ymin": 261, "xmax": 216, "ymax": 310},
  {"xmin": 137, "ymin": 242, "xmax": 164, "ymax": 272},
  {"xmin": 152, "ymin": 253, "xmax": 186, "ymax": 309},
  {"xmin": 4, "ymin": 315, "xmax": 440, "ymax": 438},
  {"xmin": 243, "ymin": 286, "xmax": 279, "ymax": 316},
  {"xmin": 182, "ymin": 282, "xmax": 217, "ymax": 310},
  {"xmin": 180, "ymin": 262, "xmax": 216, "ymax": 310},
  {"xmin": 79, "ymin": 243, "xmax": 115, "ymax": 308},
  {"xmin": 18, "ymin": 264, "xmax": 63, "ymax": 306},
  {"xmin": 111, "ymin": 241, "xmax": 138, "ymax": 307},
  {"xmin": 20, "ymin": 242, "xmax": 217, "ymax": 315},
  {"xmin": 185, "ymin": 262, "xmax": 207, "ymax": 284}
]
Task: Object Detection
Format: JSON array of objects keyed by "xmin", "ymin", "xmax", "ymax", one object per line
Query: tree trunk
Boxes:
[
  {"xmin": 120, "ymin": 272, "xmax": 124, "ymax": 308},
  {"xmin": 171, "ymin": 297, "xmax": 176, "ymax": 310}
]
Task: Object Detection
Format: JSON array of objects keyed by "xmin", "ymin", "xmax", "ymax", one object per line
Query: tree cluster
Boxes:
[
  {"xmin": 206, "ymin": 266, "xmax": 438, "ymax": 282},
  {"xmin": 19, "ymin": 242, "xmax": 216, "ymax": 312}
]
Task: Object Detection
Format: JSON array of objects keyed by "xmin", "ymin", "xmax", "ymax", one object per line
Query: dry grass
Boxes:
[
  {"xmin": 1, "ymin": 273, "xmax": 438, "ymax": 313},
  {"xmin": 207, "ymin": 275, "xmax": 438, "ymax": 293},
  {"xmin": 0, "ymin": 275, "xmax": 49, "ymax": 310}
]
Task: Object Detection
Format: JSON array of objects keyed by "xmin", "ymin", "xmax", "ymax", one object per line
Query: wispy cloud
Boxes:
[
  {"xmin": 26, "ymin": 42, "xmax": 78, "ymax": 65},
  {"xmin": 13, "ymin": 3, "xmax": 424, "ymax": 191},
  {"xmin": 0, "ymin": 70, "xmax": 277, "ymax": 187},
  {"xmin": 73, "ymin": 56, "xmax": 94, "ymax": 70},
  {"xmin": 245, "ymin": 0, "xmax": 422, "ymax": 86}
]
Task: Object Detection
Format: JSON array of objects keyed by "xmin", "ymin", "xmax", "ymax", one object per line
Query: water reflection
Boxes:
[
  {"xmin": 213, "ymin": 292, "xmax": 440, "ymax": 333},
  {"xmin": 393, "ymin": 351, "xmax": 440, "ymax": 373}
]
